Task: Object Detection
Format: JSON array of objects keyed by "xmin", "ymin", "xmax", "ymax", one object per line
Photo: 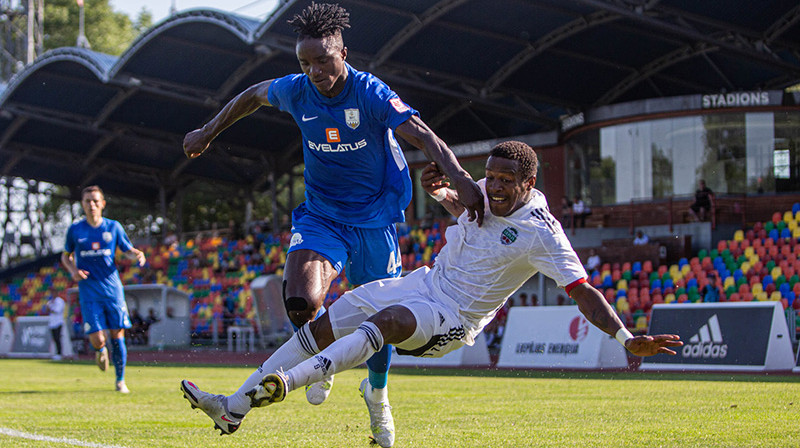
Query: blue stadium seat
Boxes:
[{"xmin": 793, "ymin": 203, "xmax": 800, "ymax": 215}]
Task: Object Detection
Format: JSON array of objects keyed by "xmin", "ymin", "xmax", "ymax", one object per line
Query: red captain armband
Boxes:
[{"xmin": 565, "ymin": 277, "xmax": 587, "ymax": 296}]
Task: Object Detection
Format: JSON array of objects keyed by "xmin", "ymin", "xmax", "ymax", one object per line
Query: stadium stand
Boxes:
[{"xmin": 3, "ymin": 204, "xmax": 800, "ymax": 346}]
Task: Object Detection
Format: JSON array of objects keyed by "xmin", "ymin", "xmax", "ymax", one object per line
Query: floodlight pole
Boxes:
[{"xmin": 76, "ymin": 2, "xmax": 90, "ymax": 49}]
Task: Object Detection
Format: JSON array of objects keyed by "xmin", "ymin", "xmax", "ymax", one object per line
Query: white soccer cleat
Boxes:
[
  {"xmin": 359, "ymin": 378, "xmax": 395, "ymax": 448},
  {"xmin": 96, "ymin": 348, "xmax": 109, "ymax": 372},
  {"xmin": 246, "ymin": 371, "xmax": 288, "ymax": 408},
  {"xmin": 180, "ymin": 380, "xmax": 244, "ymax": 435},
  {"xmin": 305, "ymin": 375, "xmax": 334, "ymax": 405},
  {"xmin": 115, "ymin": 380, "xmax": 130, "ymax": 394}
]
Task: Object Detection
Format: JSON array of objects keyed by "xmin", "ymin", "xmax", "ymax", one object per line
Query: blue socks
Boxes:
[
  {"xmin": 366, "ymin": 344, "xmax": 391, "ymax": 389},
  {"xmin": 110, "ymin": 337, "xmax": 126, "ymax": 382}
]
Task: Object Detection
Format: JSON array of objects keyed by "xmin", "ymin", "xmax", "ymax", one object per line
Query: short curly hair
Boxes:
[
  {"xmin": 489, "ymin": 141, "xmax": 538, "ymax": 180},
  {"xmin": 288, "ymin": 2, "xmax": 350, "ymax": 40}
]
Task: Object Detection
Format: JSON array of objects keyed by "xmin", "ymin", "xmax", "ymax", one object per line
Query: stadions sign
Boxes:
[{"xmin": 702, "ymin": 91, "xmax": 771, "ymax": 109}]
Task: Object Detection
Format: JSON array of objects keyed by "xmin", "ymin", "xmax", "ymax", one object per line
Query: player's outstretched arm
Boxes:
[
  {"xmin": 569, "ymin": 282, "xmax": 682, "ymax": 357},
  {"xmin": 419, "ymin": 162, "xmax": 465, "ymax": 218},
  {"xmin": 395, "ymin": 116, "xmax": 484, "ymax": 225},
  {"xmin": 183, "ymin": 80, "xmax": 274, "ymax": 159}
]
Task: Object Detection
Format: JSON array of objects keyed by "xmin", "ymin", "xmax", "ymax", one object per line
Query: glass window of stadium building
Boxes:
[{"xmin": 562, "ymin": 90, "xmax": 800, "ymax": 207}]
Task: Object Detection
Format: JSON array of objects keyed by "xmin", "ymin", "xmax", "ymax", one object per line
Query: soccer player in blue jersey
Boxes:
[
  {"xmin": 181, "ymin": 3, "xmax": 483, "ymax": 446},
  {"xmin": 61, "ymin": 186, "xmax": 146, "ymax": 394}
]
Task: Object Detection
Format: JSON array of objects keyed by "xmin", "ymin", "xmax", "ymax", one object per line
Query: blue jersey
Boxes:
[
  {"xmin": 268, "ymin": 63, "xmax": 418, "ymax": 228},
  {"xmin": 64, "ymin": 218, "xmax": 133, "ymax": 302}
]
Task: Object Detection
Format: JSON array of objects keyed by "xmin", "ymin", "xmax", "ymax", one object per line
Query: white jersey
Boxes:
[{"xmin": 426, "ymin": 180, "xmax": 587, "ymax": 343}]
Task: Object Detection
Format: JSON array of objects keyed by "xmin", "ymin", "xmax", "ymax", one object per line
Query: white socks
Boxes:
[
  {"xmin": 227, "ymin": 323, "xmax": 319, "ymax": 415},
  {"xmin": 285, "ymin": 322, "xmax": 384, "ymax": 393}
]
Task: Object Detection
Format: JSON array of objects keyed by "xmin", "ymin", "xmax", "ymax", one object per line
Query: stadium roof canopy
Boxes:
[{"xmin": 0, "ymin": 0, "xmax": 798, "ymax": 202}]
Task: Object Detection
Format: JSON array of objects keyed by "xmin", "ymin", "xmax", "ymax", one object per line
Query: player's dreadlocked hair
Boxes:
[
  {"xmin": 490, "ymin": 141, "xmax": 538, "ymax": 180},
  {"xmin": 288, "ymin": 3, "xmax": 350, "ymax": 40}
]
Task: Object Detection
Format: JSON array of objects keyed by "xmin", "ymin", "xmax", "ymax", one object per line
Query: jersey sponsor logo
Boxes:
[
  {"xmin": 682, "ymin": 314, "xmax": 728, "ymax": 359},
  {"xmin": 301, "ymin": 114, "xmax": 318, "ymax": 122},
  {"xmin": 80, "ymin": 248, "xmax": 112, "ymax": 257},
  {"xmin": 307, "ymin": 139, "xmax": 368, "ymax": 153},
  {"xmin": 326, "ymin": 128, "xmax": 340, "ymax": 142},
  {"xmin": 568, "ymin": 316, "xmax": 590, "ymax": 342},
  {"xmin": 390, "ymin": 98, "xmax": 409, "ymax": 113},
  {"xmin": 500, "ymin": 227, "xmax": 518, "ymax": 245},
  {"xmin": 289, "ymin": 232, "xmax": 303, "ymax": 248},
  {"xmin": 102, "ymin": 232, "xmax": 112, "ymax": 243},
  {"xmin": 344, "ymin": 108, "xmax": 360, "ymax": 129}
]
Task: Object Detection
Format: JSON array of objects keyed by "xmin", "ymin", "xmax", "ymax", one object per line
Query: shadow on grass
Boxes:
[{"xmin": 390, "ymin": 367, "xmax": 800, "ymax": 383}]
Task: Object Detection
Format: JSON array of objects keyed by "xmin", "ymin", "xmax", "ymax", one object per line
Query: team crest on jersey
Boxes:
[
  {"xmin": 290, "ymin": 232, "xmax": 303, "ymax": 248},
  {"xmin": 500, "ymin": 227, "xmax": 518, "ymax": 245},
  {"xmin": 102, "ymin": 232, "xmax": 112, "ymax": 243},
  {"xmin": 344, "ymin": 108, "xmax": 360, "ymax": 129}
]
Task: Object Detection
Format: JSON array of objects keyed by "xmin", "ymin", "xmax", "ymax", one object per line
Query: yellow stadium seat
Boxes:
[
  {"xmin": 740, "ymin": 261, "xmax": 751, "ymax": 274},
  {"xmin": 784, "ymin": 211, "xmax": 794, "ymax": 223},
  {"xmin": 665, "ymin": 293, "xmax": 676, "ymax": 303},
  {"xmin": 635, "ymin": 316, "xmax": 648, "ymax": 331},
  {"xmin": 770, "ymin": 291, "xmax": 782, "ymax": 302},
  {"xmin": 771, "ymin": 267, "xmax": 782, "ymax": 279},
  {"xmin": 744, "ymin": 247, "xmax": 754, "ymax": 258},
  {"xmin": 723, "ymin": 277, "xmax": 735, "ymax": 288},
  {"xmin": 733, "ymin": 230, "xmax": 744, "ymax": 241},
  {"xmin": 617, "ymin": 279, "xmax": 628, "ymax": 291},
  {"xmin": 752, "ymin": 283, "xmax": 763, "ymax": 295}
]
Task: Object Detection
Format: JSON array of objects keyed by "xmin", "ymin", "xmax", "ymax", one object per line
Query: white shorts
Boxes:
[{"xmin": 327, "ymin": 267, "xmax": 466, "ymax": 358}]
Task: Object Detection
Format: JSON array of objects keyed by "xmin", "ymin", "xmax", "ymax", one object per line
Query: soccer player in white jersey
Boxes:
[
  {"xmin": 182, "ymin": 4, "xmax": 483, "ymax": 444},
  {"xmin": 180, "ymin": 141, "xmax": 682, "ymax": 446}
]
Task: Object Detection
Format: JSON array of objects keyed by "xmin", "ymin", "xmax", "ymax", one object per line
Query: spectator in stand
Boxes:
[
  {"xmin": 530, "ymin": 293, "xmax": 539, "ymax": 306},
  {"xmin": 557, "ymin": 294, "xmax": 567, "ymax": 306},
  {"xmin": 560, "ymin": 196, "xmax": 572, "ymax": 228},
  {"xmin": 689, "ymin": 179, "xmax": 714, "ymax": 222},
  {"xmin": 46, "ymin": 295, "xmax": 66, "ymax": 360},
  {"xmin": 572, "ymin": 195, "xmax": 590, "ymax": 228},
  {"xmin": 129, "ymin": 308, "xmax": 146, "ymax": 345},
  {"xmin": 518, "ymin": 292, "xmax": 529, "ymax": 306},
  {"xmin": 633, "ymin": 230, "xmax": 649, "ymax": 246},
  {"xmin": 145, "ymin": 308, "xmax": 159, "ymax": 328},
  {"xmin": 702, "ymin": 273, "xmax": 720, "ymax": 302},
  {"xmin": 585, "ymin": 248, "xmax": 601, "ymax": 272}
]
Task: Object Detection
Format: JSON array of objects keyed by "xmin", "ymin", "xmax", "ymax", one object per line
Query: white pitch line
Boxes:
[{"xmin": 0, "ymin": 427, "xmax": 128, "ymax": 448}]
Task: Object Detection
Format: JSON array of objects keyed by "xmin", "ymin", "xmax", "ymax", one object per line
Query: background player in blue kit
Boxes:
[
  {"xmin": 181, "ymin": 3, "xmax": 483, "ymax": 446},
  {"xmin": 61, "ymin": 185, "xmax": 146, "ymax": 394}
]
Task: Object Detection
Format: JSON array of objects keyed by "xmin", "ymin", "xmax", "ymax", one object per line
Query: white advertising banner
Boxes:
[
  {"xmin": 497, "ymin": 306, "xmax": 628, "ymax": 369},
  {"xmin": 391, "ymin": 332, "xmax": 491, "ymax": 367},
  {"xmin": 8, "ymin": 316, "xmax": 73, "ymax": 358},
  {"xmin": 0, "ymin": 316, "xmax": 13, "ymax": 354}
]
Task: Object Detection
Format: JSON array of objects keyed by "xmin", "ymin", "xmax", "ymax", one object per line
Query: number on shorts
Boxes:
[{"xmin": 386, "ymin": 250, "xmax": 401, "ymax": 274}]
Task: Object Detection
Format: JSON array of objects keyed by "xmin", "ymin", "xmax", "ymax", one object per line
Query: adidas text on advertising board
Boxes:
[{"xmin": 682, "ymin": 314, "xmax": 727, "ymax": 359}]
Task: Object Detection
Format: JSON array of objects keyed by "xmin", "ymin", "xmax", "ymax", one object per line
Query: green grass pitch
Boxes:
[{"xmin": 0, "ymin": 359, "xmax": 798, "ymax": 447}]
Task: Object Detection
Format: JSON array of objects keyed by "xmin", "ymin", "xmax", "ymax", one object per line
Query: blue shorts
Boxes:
[
  {"xmin": 80, "ymin": 297, "xmax": 132, "ymax": 334},
  {"xmin": 289, "ymin": 204, "xmax": 402, "ymax": 285}
]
